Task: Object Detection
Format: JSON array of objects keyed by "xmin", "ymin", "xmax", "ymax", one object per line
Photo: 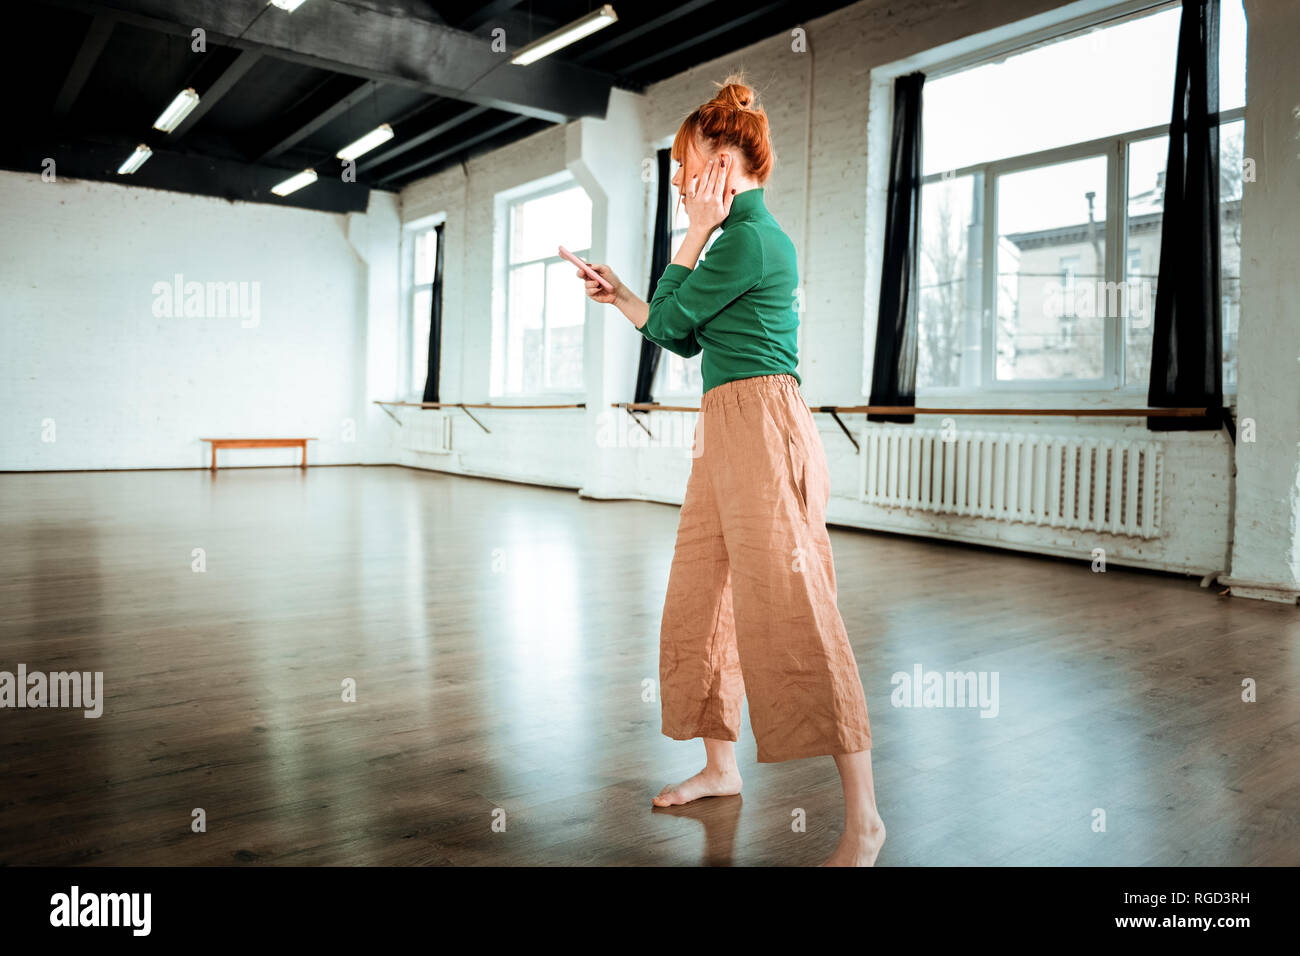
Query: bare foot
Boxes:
[
  {"xmin": 819, "ymin": 816, "xmax": 886, "ymax": 866},
  {"xmin": 652, "ymin": 766, "xmax": 743, "ymax": 807}
]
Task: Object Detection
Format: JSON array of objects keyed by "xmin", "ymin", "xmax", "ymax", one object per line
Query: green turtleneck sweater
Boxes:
[{"xmin": 641, "ymin": 188, "xmax": 802, "ymax": 395}]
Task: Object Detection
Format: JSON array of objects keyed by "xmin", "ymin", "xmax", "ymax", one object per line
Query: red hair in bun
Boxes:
[{"xmin": 672, "ymin": 72, "xmax": 775, "ymax": 184}]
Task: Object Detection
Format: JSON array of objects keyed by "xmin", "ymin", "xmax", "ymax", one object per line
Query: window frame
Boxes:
[
  {"xmin": 918, "ymin": 108, "xmax": 1244, "ymax": 395},
  {"xmin": 497, "ymin": 177, "xmax": 592, "ymax": 398},
  {"xmin": 867, "ymin": 0, "xmax": 1245, "ymax": 402}
]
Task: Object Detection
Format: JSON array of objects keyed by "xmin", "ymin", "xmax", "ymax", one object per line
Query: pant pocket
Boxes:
[{"xmin": 787, "ymin": 432, "xmax": 809, "ymax": 519}]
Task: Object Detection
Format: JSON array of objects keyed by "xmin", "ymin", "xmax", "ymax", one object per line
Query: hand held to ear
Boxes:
[{"xmin": 681, "ymin": 154, "xmax": 734, "ymax": 235}]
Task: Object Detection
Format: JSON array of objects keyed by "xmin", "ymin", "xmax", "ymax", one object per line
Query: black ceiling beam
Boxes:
[
  {"xmin": 378, "ymin": 117, "xmax": 544, "ymax": 186},
  {"xmin": 53, "ymin": 14, "xmax": 115, "ymax": 117},
  {"xmin": 357, "ymin": 106, "xmax": 488, "ymax": 173},
  {"xmin": 401, "ymin": 117, "xmax": 553, "ymax": 185},
  {"xmin": 42, "ymin": 0, "xmax": 616, "ymax": 123},
  {"xmin": 621, "ymin": 1, "xmax": 787, "ymax": 75},
  {"xmin": 412, "ymin": 1, "xmax": 449, "ymax": 24},
  {"xmin": 255, "ymin": 77, "xmax": 377, "ymax": 163},
  {"xmin": 170, "ymin": 49, "xmax": 261, "ymax": 140},
  {"xmin": 377, "ymin": 114, "xmax": 530, "ymax": 185},
  {"xmin": 456, "ymin": 0, "xmax": 524, "ymax": 32},
  {"xmin": 2, "ymin": 129, "xmax": 375, "ymax": 213},
  {"xmin": 572, "ymin": 0, "xmax": 714, "ymax": 63}
]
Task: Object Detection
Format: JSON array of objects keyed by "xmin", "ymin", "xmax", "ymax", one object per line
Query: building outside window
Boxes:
[{"xmin": 913, "ymin": 0, "xmax": 1246, "ymax": 394}]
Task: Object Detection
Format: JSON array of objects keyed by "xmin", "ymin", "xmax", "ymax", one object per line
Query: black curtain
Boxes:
[
  {"xmin": 868, "ymin": 72, "xmax": 925, "ymax": 424},
  {"xmin": 421, "ymin": 221, "xmax": 446, "ymax": 404},
  {"xmin": 1147, "ymin": 0, "xmax": 1222, "ymax": 431},
  {"xmin": 633, "ymin": 148, "xmax": 674, "ymax": 406}
]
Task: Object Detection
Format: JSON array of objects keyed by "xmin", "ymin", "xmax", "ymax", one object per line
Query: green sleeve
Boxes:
[
  {"xmin": 643, "ymin": 223, "xmax": 764, "ymax": 348},
  {"xmin": 638, "ymin": 317, "xmax": 702, "ymax": 358}
]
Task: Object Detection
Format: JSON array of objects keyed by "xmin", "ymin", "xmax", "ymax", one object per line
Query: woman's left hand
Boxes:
[{"xmin": 681, "ymin": 154, "xmax": 735, "ymax": 234}]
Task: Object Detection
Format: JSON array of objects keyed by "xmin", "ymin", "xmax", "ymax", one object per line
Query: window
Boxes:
[
  {"xmin": 653, "ymin": 174, "xmax": 716, "ymax": 396},
  {"xmin": 996, "ymin": 157, "xmax": 1108, "ymax": 380},
  {"xmin": 1217, "ymin": 118, "xmax": 1245, "ymax": 393},
  {"xmin": 1125, "ymin": 246, "xmax": 1142, "ymax": 278},
  {"xmin": 408, "ymin": 225, "xmax": 439, "ymax": 396},
  {"xmin": 496, "ymin": 181, "xmax": 592, "ymax": 395},
  {"xmin": 913, "ymin": 0, "xmax": 1246, "ymax": 393}
]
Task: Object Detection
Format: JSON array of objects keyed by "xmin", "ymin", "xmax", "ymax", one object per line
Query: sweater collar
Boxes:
[{"xmin": 721, "ymin": 187, "xmax": 766, "ymax": 229}]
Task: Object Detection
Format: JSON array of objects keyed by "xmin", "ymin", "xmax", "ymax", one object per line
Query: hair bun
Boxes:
[
  {"xmin": 671, "ymin": 70, "xmax": 775, "ymax": 184},
  {"xmin": 712, "ymin": 73, "xmax": 755, "ymax": 111}
]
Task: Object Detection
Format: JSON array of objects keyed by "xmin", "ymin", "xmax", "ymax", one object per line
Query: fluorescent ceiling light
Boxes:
[
  {"xmin": 117, "ymin": 144, "xmax": 152, "ymax": 175},
  {"xmin": 152, "ymin": 88, "xmax": 200, "ymax": 133},
  {"xmin": 271, "ymin": 168, "xmax": 318, "ymax": 196},
  {"xmin": 268, "ymin": 0, "xmax": 310, "ymax": 11},
  {"xmin": 511, "ymin": 4, "xmax": 617, "ymax": 66},
  {"xmin": 336, "ymin": 123, "xmax": 394, "ymax": 161}
]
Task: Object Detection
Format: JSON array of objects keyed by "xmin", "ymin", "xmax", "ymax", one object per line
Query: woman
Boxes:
[{"xmin": 578, "ymin": 76, "xmax": 885, "ymax": 867}]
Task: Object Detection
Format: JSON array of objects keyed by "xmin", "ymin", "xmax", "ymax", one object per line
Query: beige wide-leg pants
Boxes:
[{"xmin": 659, "ymin": 373, "xmax": 872, "ymax": 763}]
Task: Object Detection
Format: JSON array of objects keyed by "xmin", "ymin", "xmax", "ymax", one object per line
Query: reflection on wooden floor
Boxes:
[{"xmin": 1, "ymin": 465, "xmax": 1297, "ymax": 865}]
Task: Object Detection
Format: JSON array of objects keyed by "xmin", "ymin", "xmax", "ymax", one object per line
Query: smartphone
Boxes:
[{"xmin": 559, "ymin": 245, "xmax": 614, "ymax": 292}]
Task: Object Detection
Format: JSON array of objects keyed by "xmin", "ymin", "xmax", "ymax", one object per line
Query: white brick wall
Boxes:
[
  {"xmin": 1224, "ymin": 0, "xmax": 1300, "ymax": 598},
  {"xmin": 0, "ymin": 172, "xmax": 391, "ymax": 471}
]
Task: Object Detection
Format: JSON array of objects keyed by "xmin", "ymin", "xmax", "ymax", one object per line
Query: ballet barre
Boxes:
[
  {"xmin": 371, "ymin": 397, "xmax": 1212, "ymax": 448},
  {"xmin": 610, "ymin": 403, "xmax": 1213, "ymax": 452},
  {"xmin": 609, "ymin": 403, "xmax": 1209, "ymax": 415},
  {"xmin": 373, "ymin": 400, "xmax": 586, "ymax": 434}
]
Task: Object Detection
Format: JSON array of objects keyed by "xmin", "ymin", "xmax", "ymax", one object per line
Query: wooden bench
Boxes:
[{"xmin": 200, "ymin": 438, "xmax": 316, "ymax": 471}]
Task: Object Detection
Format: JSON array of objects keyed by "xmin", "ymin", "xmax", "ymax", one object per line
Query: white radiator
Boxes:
[
  {"xmin": 401, "ymin": 412, "xmax": 454, "ymax": 455},
  {"xmin": 860, "ymin": 427, "xmax": 1164, "ymax": 538}
]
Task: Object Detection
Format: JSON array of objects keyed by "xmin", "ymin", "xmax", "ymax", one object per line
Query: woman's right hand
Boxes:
[{"xmin": 578, "ymin": 263, "xmax": 623, "ymax": 305}]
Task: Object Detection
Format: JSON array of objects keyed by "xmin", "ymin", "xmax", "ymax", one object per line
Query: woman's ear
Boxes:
[{"xmin": 720, "ymin": 151, "xmax": 743, "ymax": 181}]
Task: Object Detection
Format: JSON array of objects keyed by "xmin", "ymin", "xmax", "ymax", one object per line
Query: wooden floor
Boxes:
[{"xmin": 1, "ymin": 465, "xmax": 1296, "ymax": 866}]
